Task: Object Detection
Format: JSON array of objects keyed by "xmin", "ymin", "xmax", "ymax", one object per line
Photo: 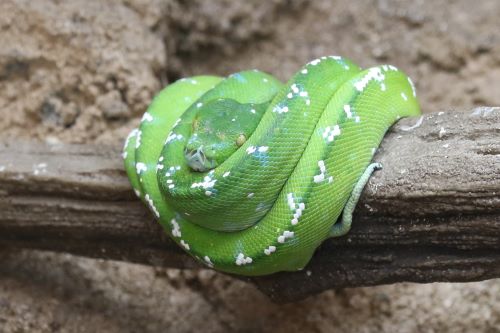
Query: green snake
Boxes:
[{"xmin": 123, "ymin": 56, "xmax": 421, "ymax": 276}]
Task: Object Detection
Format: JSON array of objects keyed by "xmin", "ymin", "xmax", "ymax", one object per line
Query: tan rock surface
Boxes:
[{"xmin": 1, "ymin": 0, "xmax": 499, "ymax": 332}]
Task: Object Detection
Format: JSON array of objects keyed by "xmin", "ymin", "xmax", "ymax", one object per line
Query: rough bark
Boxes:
[{"xmin": 0, "ymin": 107, "xmax": 499, "ymax": 302}]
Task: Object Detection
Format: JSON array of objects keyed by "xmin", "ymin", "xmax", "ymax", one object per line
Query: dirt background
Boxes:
[{"xmin": 1, "ymin": 0, "xmax": 499, "ymax": 332}]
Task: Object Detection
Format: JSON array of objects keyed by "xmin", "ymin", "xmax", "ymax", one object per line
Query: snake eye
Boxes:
[{"xmin": 236, "ymin": 134, "xmax": 246, "ymax": 146}]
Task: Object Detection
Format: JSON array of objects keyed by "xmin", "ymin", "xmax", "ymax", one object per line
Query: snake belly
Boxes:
[{"xmin": 123, "ymin": 56, "xmax": 421, "ymax": 276}]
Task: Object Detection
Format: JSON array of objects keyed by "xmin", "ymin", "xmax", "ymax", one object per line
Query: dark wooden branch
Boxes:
[{"xmin": 0, "ymin": 107, "xmax": 499, "ymax": 303}]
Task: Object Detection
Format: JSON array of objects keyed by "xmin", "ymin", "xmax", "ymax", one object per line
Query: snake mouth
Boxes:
[{"xmin": 184, "ymin": 146, "xmax": 216, "ymax": 172}]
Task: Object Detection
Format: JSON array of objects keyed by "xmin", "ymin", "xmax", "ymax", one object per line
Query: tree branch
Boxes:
[{"xmin": 1, "ymin": 107, "xmax": 499, "ymax": 302}]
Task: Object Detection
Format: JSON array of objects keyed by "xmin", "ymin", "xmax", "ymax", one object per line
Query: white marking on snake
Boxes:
[
  {"xmin": 308, "ymin": 58, "xmax": 321, "ymax": 66},
  {"xmin": 191, "ymin": 175, "xmax": 217, "ymax": 192},
  {"xmin": 287, "ymin": 193, "xmax": 295, "ymax": 210},
  {"xmin": 204, "ymin": 256, "xmax": 214, "ymax": 267},
  {"xmin": 171, "ymin": 218, "xmax": 181, "ymax": 237},
  {"xmin": 180, "ymin": 240, "xmax": 190, "ymax": 250},
  {"xmin": 144, "ymin": 194, "xmax": 160, "ymax": 218},
  {"xmin": 277, "ymin": 231, "xmax": 294, "ymax": 243},
  {"xmin": 122, "ymin": 129, "xmax": 138, "ymax": 158},
  {"xmin": 291, "ymin": 202, "xmax": 305, "ymax": 225},
  {"xmin": 354, "ymin": 67, "xmax": 385, "ymax": 92},
  {"xmin": 343, "ymin": 104, "xmax": 353, "ymax": 119},
  {"xmin": 141, "ymin": 112, "xmax": 153, "ymax": 123},
  {"xmin": 235, "ymin": 253, "xmax": 252, "ymax": 265},
  {"xmin": 135, "ymin": 130, "xmax": 142, "ymax": 148},
  {"xmin": 322, "ymin": 125, "xmax": 341, "ymax": 142},
  {"xmin": 136, "ymin": 162, "xmax": 147, "ymax": 174},
  {"xmin": 314, "ymin": 160, "xmax": 332, "ymax": 184},
  {"xmin": 165, "ymin": 132, "xmax": 183, "ymax": 144},
  {"xmin": 246, "ymin": 146, "xmax": 257, "ymax": 154},
  {"xmin": 273, "ymin": 105, "xmax": 289, "ymax": 114},
  {"xmin": 264, "ymin": 246, "xmax": 276, "ymax": 256}
]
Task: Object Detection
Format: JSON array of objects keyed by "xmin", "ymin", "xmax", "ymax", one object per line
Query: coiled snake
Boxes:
[{"xmin": 123, "ymin": 56, "xmax": 421, "ymax": 276}]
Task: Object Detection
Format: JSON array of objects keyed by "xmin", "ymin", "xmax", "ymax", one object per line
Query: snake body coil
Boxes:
[{"xmin": 123, "ymin": 56, "xmax": 421, "ymax": 276}]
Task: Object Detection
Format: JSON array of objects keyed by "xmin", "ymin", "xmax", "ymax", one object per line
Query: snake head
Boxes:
[
  {"xmin": 184, "ymin": 145, "xmax": 218, "ymax": 172},
  {"xmin": 184, "ymin": 98, "xmax": 267, "ymax": 172}
]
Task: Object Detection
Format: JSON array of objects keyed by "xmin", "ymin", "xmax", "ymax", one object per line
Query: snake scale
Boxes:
[{"xmin": 123, "ymin": 56, "xmax": 421, "ymax": 276}]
